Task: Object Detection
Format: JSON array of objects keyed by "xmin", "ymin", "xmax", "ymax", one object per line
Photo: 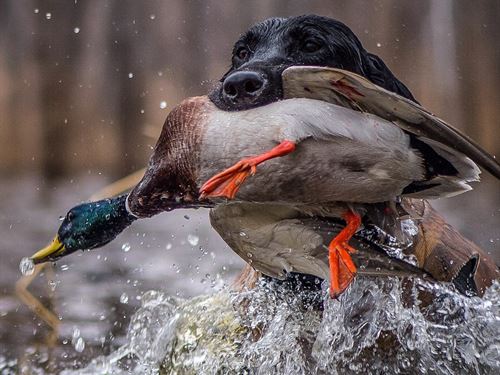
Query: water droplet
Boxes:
[
  {"xmin": 239, "ymin": 231, "xmax": 247, "ymax": 237},
  {"xmin": 74, "ymin": 337, "xmax": 85, "ymax": 352},
  {"xmin": 120, "ymin": 292, "xmax": 129, "ymax": 304},
  {"xmin": 187, "ymin": 234, "xmax": 199, "ymax": 246},
  {"xmin": 34, "ymin": 9, "xmax": 39, "ymax": 14},
  {"xmin": 48, "ymin": 279, "xmax": 57, "ymax": 291},
  {"xmin": 160, "ymin": 101, "xmax": 167, "ymax": 109},
  {"xmin": 72, "ymin": 327, "xmax": 80, "ymax": 340},
  {"xmin": 74, "ymin": 27, "xmax": 80, "ymax": 34},
  {"xmin": 246, "ymin": 252, "xmax": 253, "ymax": 258},
  {"xmin": 376, "ymin": 42, "xmax": 382, "ymax": 47},
  {"xmin": 45, "ymin": 12, "xmax": 52, "ymax": 20},
  {"xmin": 149, "ymin": 14, "xmax": 156, "ymax": 20},
  {"xmin": 19, "ymin": 257, "xmax": 35, "ymax": 276},
  {"xmin": 165, "ymin": 243, "xmax": 172, "ymax": 250},
  {"xmin": 121, "ymin": 243, "xmax": 131, "ymax": 252},
  {"xmin": 128, "ymin": 72, "xmax": 133, "ymax": 79}
]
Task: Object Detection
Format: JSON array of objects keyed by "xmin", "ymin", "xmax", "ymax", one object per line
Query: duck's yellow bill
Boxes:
[{"xmin": 31, "ymin": 236, "xmax": 65, "ymax": 264}]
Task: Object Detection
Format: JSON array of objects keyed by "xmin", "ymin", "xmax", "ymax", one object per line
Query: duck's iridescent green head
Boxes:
[{"xmin": 31, "ymin": 195, "xmax": 136, "ymax": 264}]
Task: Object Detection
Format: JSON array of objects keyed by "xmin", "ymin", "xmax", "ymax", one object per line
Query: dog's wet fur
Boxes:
[{"xmin": 209, "ymin": 15, "xmax": 416, "ymax": 111}]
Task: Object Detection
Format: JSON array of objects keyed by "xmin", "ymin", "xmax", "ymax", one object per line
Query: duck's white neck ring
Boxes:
[{"xmin": 125, "ymin": 194, "xmax": 139, "ymax": 219}]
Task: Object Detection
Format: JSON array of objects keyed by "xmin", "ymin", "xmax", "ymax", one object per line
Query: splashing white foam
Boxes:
[{"xmin": 61, "ymin": 277, "xmax": 500, "ymax": 375}]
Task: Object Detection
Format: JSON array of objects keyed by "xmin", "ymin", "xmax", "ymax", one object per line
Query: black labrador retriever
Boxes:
[
  {"xmin": 210, "ymin": 15, "xmax": 460, "ymax": 191},
  {"xmin": 209, "ymin": 14, "xmax": 416, "ymax": 111},
  {"xmin": 208, "ymin": 15, "xmax": 470, "ymax": 292}
]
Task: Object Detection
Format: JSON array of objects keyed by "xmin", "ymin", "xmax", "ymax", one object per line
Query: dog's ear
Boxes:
[{"xmin": 365, "ymin": 53, "xmax": 418, "ymax": 103}]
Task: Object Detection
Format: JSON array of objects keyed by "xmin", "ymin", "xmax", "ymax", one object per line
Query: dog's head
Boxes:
[{"xmin": 209, "ymin": 15, "xmax": 416, "ymax": 111}]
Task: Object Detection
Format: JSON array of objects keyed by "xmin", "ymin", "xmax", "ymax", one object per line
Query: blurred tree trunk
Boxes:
[
  {"xmin": 453, "ymin": 0, "xmax": 500, "ymax": 156},
  {"xmin": 107, "ymin": 0, "xmax": 149, "ymax": 177},
  {"xmin": 33, "ymin": 0, "xmax": 84, "ymax": 179},
  {"xmin": 0, "ymin": 0, "xmax": 43, "ymax": 174},
  {"xmin": 180, "ymin": 0, "xmax": 209, "ymax": 97},
  {"xmin": 0, "ymin": 0, "xmax": 498, "ymax": 177}
]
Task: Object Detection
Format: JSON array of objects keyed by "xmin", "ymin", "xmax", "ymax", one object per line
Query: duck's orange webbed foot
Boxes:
[
  {"xmin": 329, "ymin": 210, "xmax": 362, "ymax": 298},
  {"xmin": 199, "ymin": 140, "xmax": 296, "ymax": 199}
]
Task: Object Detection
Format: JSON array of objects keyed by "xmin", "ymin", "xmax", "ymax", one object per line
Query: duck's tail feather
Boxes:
[{"xmin": 404, "ymin": 137, "xmax": 481, "ymax": 199}]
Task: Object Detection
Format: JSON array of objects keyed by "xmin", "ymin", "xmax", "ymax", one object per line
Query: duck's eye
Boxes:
[
  {"xmin": 235, "ymin": 47, "xmax": 249, "ymax": 60},
  {"xmin": 303, "ymin": 40, "xmax": 322, "ymax": 53}
]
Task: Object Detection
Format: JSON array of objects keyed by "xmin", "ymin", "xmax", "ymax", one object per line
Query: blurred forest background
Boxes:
[
  {"xmin": 1, "ymin": 1, "xmax": 498, "ymax": 367},
  {"xmin": 0, "ymin": 0, "xmax": 499, "ymax": 247}
]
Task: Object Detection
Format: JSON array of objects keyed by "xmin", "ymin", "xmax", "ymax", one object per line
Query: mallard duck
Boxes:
[{"xmin": 31, "ymin": 67, "xmax": 499, "ymax": 298}]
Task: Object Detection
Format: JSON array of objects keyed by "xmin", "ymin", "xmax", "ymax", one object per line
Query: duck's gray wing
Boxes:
[
  {"xmin": 282, "ymin": 66, "xmax": 500, "ymax": 179},
  {"xmin": 209, "ymin": 202, "xmax": 426, "ymax": 281}
]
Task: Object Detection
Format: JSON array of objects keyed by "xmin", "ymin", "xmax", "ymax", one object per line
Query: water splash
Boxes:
[
  {"xmin": 361, "ymin": 223, "xmax": 418, "ymax": 267},
  {"xmin": 63, "ymin": 278, "xmax": 500, "ymax": 374},
  {"xmin": 187, "ymin": 234, "xmax": 199, "ymax": 246},
  {"xmin": 19, "ymin": 257, "xmax": 35, "ymax": 276},
  {"xmin": 120, "ymin": 292, "xmax": 129, "ymax": 304},
  {"xmin": 71, "ymin": 327, "xmax": 86, "ymax": 353},
  {"xmin": 0, "ymin": 355, "xmax": 17, "ymax": 373}
]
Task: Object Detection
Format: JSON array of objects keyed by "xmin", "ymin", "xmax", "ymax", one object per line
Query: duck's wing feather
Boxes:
[
  {"xmin": 209, "ymin": 202, "xmax": 427, "ymax": 281},
  {"xmin": 282, "ymin": 66, "xmax": 500, "ymax": 180}
]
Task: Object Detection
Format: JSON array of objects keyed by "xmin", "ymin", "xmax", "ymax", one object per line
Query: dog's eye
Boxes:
[
  {"xmin": 235, "ymin": 47, "xmax": 249, "ymax": 60},
  {"xmin": 303, "ymin": 40, "xmax": 322, "ymax": 53}
]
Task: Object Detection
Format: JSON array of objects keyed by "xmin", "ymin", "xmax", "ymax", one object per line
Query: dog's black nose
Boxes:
[{"xmin": 222, "ymin": 71, "xmax": 265, "ymax": 101}]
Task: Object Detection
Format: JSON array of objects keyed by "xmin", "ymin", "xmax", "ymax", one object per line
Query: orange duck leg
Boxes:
[
  {"xmin": 199, "ymin": 140, "xmax": 296, "ymax": 199},
  {"xmin": 328, "ymin": 210, "xmax": 361, "ymax": 298},
  {"xmin": 200, "ymin": 140, "xmax": 360, "ymax": 299}
]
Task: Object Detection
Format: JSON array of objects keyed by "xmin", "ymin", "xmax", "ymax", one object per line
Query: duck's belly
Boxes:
[{"xmin": 198, "ymin": 100, "xmax": 420, "ymax": 204}]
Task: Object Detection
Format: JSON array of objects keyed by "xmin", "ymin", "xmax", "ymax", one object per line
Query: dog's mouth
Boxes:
[{"xmin": 208, "ymin": 66, "xmax": 285, "ymax": 112}]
